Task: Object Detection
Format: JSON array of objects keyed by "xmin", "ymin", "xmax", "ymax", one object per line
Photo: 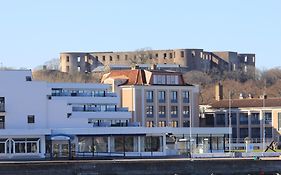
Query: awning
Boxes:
[{"xmin": 46, "ymin": 134, "xmax": 74, "ymax": 141}]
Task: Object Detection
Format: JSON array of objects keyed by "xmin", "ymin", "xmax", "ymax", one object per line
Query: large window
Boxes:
[
  {"xmin": 171, "ymin": 120, "xmax": 178, "ymax": 127},
  {"xmin": 146, "ymin": 121, "xmax": 154, "ymax": 127},
  {"xmin": 158, "ymin": 106, "xmax": 166, "ymax": 118},
  {"xmin": 158, "ymin": 91, "xmax": 165, "ymax": 103},
  {"xmin": 142, "ymin": 136, "xmax": 163, "ymax": 152},
  {"xmin": 170, "ymin": 91, "xmax": 177, "ymax": 103},
  {"xmin": 78, "ymin": 136, "xmax": 108, "ymax": 153},
  {"xmin": 112, "ymin": 136, "xmax": 136, "ymax": 152},
  {"xmin": 146, "ymin": 106, "xmax": 154, "ymax": 118},
  {"xmin": 170, "ymin": 106, "xmax": 178, "ymax": 118},
  {"xmin": 146, "ymin": 91, "xmax": 153, "ymax": 103},
  {"xmin": 239, "ymin": 113, "xmax": 248, "ymax": 125},
  {"xmin": 182, "ymin": 91, "xmax": 189, "ymax": 103},
  {"xmin": 183, "ymin": 120, "xmax": 190, "ymax": 127},
  {"xmin": 13, "ymin": 138, "xmax": 39, "ymax": 154}
]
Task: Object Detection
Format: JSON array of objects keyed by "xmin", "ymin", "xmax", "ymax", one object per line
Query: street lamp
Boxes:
[{"xmin": 228, "ymin": 91, "xmax": 232, "ymax": 153}]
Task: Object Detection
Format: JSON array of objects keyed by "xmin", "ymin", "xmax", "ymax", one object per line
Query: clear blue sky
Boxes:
[{"xmin": 0, "ymin": 0, "xmax": 280, "ymax": 69}]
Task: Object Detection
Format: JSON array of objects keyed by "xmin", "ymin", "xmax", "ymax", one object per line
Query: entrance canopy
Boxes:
[{"xmin": 46, "ymin": 134, "xmax": 74, "ymax": 141}]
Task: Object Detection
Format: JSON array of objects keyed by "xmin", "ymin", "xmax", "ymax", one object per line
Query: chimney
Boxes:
[
  {"xmin": 248, "ymin": 94, "xmax": 253, "ymax": 99},
  {"xmin": 239, "ymin": 93, "xmax": 244, "ymax": 99},
  {"xmin": 215, "ymin": 82, "xmax": 223, "ymax": 101},
  {"xmin": 150, "ymin": 64, "xmax": 157, "ymax": 70},
  {"xmin": 131, "ymin": 64, "xmax": 139, "ymax": 70},
  {"xmin": 259, "ymin": 94, "xmax": 267, "ymax": 99}
]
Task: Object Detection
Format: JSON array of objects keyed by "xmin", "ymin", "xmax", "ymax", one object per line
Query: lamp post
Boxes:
[
  {"xmin": 189, "ymin": 90, "xmax": 192, "ymax": 158},
  {"xmin": 262, "ymin": 92, "xmax": 266, "ymax": 155},
  {"xmin": 228, "ymin": 91, "xmax": 232, "ymax": 153}
]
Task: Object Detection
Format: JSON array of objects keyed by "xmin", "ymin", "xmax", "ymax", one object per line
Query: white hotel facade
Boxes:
[{"xmin": 0, "ymin": 70, "xmax": 229, "ymax": 159}]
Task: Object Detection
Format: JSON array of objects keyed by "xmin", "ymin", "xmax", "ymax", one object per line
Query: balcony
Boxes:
[
  {"xmin": 92, "ymin": 122, "xmax": 140, "ymax": 127},
  {"xmin": 158, "ymin": 99, "xmax": 165, "ymax": 103},
  {"xmin": 170, "ymin": 99, "xmax": 178, "ymax": 103},
  {"xmin": 72, "ymin": 106, "xmax": 128, "ymax": 112},
  {"xmin": 0, "ymin": 104, "xmax": 4, "ymax": 112},
  {"xmin": 146, "ymin": 99, "xmax": 153, "ymax": 103},
  {"xmin": 51, "ymin": 92, "xmax": 117, "ymax": 97}
]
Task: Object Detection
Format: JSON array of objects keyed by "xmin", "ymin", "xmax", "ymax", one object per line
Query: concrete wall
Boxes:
[{"xmin": 0, "ymin": 159, "xmax": 280, "ymax": 175}]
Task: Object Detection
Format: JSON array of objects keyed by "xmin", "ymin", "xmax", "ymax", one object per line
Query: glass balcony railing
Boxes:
[
  {"xmin": 72, "ymin": 106, "xmax": 128, "ymax": 112},
  {"xmin": 51, "ymin": 92, "xmax": 117, "ymax": 97}
]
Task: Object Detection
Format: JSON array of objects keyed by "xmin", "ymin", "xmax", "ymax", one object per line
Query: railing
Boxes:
[
  {"xmin": 226, "ymin": 138, "xmax": 272, "ymax": 144},
  {"xmin": 0, "ymin": 104, "xmax": 4, "ymax": 112},
  {"xmin": 170, "ymin": 99, "xmax": 177, "ymax": 103},
  {"xmin": 51, "ymin": 92, "xmax": 117, "ymax": 97},
  {"xmin": 92, "ymin": 122, "xmax": 140, "ymax": 127},
  {"xmin": 72, "ymin": 106, "xmax": 129, "ymax": 112},
  {"xmin": 250, "ymin": 120, "xmax": 260, "ymax": 125}
]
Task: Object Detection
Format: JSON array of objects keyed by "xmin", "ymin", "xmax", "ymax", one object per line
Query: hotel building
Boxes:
[{"xmin": 0, "ymin": 70, "xmax": 228, "ymax": 159}]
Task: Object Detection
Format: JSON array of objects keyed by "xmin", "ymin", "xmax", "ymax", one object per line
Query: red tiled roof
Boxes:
[
  {"xmin": 104, "ymin": 69, "xmax": 147, "ymax": 85},
  {"xmin": 210, "ymin": 98, "xmax": 281, "ymax": 108}
]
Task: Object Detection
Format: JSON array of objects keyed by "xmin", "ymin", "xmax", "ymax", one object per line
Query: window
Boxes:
[
  {"xmin": 102, "ymin": 56, "xmax": 105, "ymax": 61},
  {"xmin": 66, "ymin": 66, "xmax": 69, "ymax": 72},
  {"xmin": 146, "ymin": 106, "xmax": 153, "ymax": 117},
  {"xmin": 158, "ymin": 121, "xmax": 166, "ymax": 127},
  {"xmin": 180, "ymin": 51, "xmax": 184, "ymax": 58},
  {"xmin": 183, "ymin": 120, "xmax": 190, "ymax": 127},
  {"xmin": 66, "ymin": 56, "xmax": 69, "ymax": 62},
  {"xmin": 278, "ymin": 113, "xmax": 281, "ymax": 131},
  {"xmin": 0, "ymin": 97, "xmax": 4, "ymax": 112},
  {"xmin": 183, "ymin": 106, "xmax": 189, "ymax": 117},
  {"xmin": 240, "ymin": 128, "xmax": 248, "ymax": 139},
  {"xmin": 26, "ymin": 76, "xmax": 32, "ymax": 81},
  {"xmin": 182, "ymin": 91, "xmax": 189, "ymax": 103},
  {"xmin": 146, "ymin": 91, "xmax": 153, "ymax": 103},
  {"xmin": 158, "ymin": 106, "xmax": 166, "ymax": 118},
  {"xmin": 117, "ymin": 55, "xmax": 120, "ymax": 60},
  {"xmin": 0, "ymin": 116, "xmax": 4, "ymax": 129},
  {"xmin": 84, "ymin": 56, "xmax": 88, "ymax": 62},
  {"xmin": 251, "ymin": 113, "xmax": 260, "ymax": 125},
  {"xmin": 251, "ymin": 128, "xmax": 260, "ymax": 138},
  {"xmin": 27, "ymin": 115, "xmax": 35, "ymax": 124},
  {"xmin": 77, "ymin": 56, "xmax": 81, "ymax": 62},
  {"xmin": 77, "ymin": 66, "xmax": 81, "ymax": 72},
  {"xmin": 191, "ymin": 51, "xmax": 196, "ymax": 57},
  {"xmin": 229, "ymin": 128, "xmax": 236, "ymax": 139},
  {"xmin": 265, "ymin": 127, "xmax": 272, "ymax": 138},
  {"xmin": 239, "ymin": 113, "xmax": 248, "ymax": 125},
  {"xmin": 158, "ymin": 91, "xmax": 165, "ymax": 103},
  {"xmin": 170, "ymin": 106, "xmax": 178, "ymax": 118},
  {"xmin": 169, "ymin": 53, "xmax": 173, "ymax": 59},
  {"xmin": 125, "ymin": 55, "xmax": 128, "ymax": 60},
  {"xmin": 171, "ymin": 120, "xmax": 178, "ymax": 127},
  {"xmin": 244, "ymin": 56, "xmax": 247, "ymax": 62},
  {"xmin": 155, "ymin": 53, "xmax": 158, "ymax": 58},
  {"xmin": 109, "ymin": 56, "xmax": 113, "ymax": 61},
  {"xmin": 163, "ymin": 53, "xmax": 167, "ymax": 59},
  {"xmin": 170, "ymin": 91, "xmax": 177, "ymax": 103},
  {"xmin": 264, "ymin": 112, "xmax": 272, "ymax": 124},
  {"xmin": 153, "ymin": 75, "xmax": 166, "ymax": 84},
  {"xmin": 216, "ymin": 114, "xmax": 225, "ymax": 126},
  {"xmin": 13, "ymin": 138, "xmax": 39, "ymax": 154},
  {"xmin": 167, "ymin": 75, "xmax": 179, "ymax": 85},
  {"xmin": 230, "ymin": 113, "xmax": 237, "ymax": 125},
  {"xmin": 146, "ymin": 121, "xmax": 154, "ymax": 127}
]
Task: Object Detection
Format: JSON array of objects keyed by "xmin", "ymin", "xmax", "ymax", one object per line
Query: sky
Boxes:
[{"xmin": 0, "ymin": 0, "xmax": 280, "ymax": 70}]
